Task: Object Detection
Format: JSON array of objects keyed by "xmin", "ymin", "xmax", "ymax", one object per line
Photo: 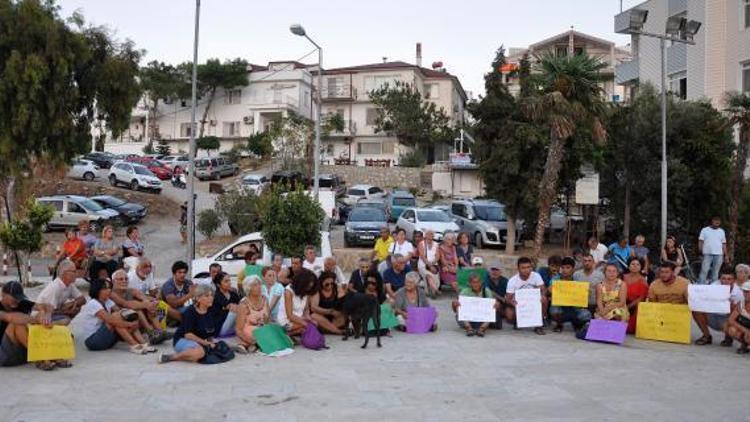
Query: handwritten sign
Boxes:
[
  {"xmin": 688, "ymin": 285, "xmax": 731, "ymax": 314},
  {"xmin": 458, "ymin": 296, "xmax": 496, "ymax": 322},
  {"xmin": 406, "ymin": 306, "xmax": 437, "ymax": 334},
  {"xmin": 551, "ymin": 280, "xmax": 590, "ymax": 308},
  {"xmin": 585, "ymin": 319, "xmax": 627, "ymax": 344},
  {"xmin": 457, "ymin": 268, "xmax": 488, "ymax": 290},
  {"xmin": 27, "ymin": 325, "xmax": 76, "ymax": 362},
  {"xmin": 635, "ymin": 302, "xmax": 691, "ymax": 344},
  {"xmin": 515, "ymin": 288, "xmax": 543, "ymax": 328}
]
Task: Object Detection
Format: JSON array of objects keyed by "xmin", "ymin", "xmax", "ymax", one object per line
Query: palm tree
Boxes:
[
  {"xmin": 724, "ymin": 91, "xmax": 750, "ymax": 262},
  {"xmin": 521, "ymin": 53, "xmax": 610, "ymax": 259}
]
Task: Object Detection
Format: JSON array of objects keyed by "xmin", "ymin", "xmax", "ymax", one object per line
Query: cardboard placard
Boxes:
[
  {"xmin": 27, "ymin": 325, "xmax": 76, "ymax": 362},
  {"xmin": 551, "ymin": 280, "xmax": 590, "ymax": 308},
  {"xmin": 585, "ymin": 319, "xmax": 627, "ymax": 344},
  {"xmin": 635, "ymin": 302, "xmax": 691, "ymax": 344}
]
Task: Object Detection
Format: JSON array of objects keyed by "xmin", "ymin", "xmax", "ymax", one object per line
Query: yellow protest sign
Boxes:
[
  {"xmin": 27, "ymin": 325, "xmax": 76, "ymax": 362},
  {"xmin": 551, "ymin": 280, "xmax": 589, "ymax": 308},
  {"xmin": 635, "ymin": 302, "xmax": 691, "ymax": 344}
]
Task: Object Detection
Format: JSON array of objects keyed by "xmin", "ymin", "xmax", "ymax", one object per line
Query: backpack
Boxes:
[{"xmin": 301, "ymin": 322, "xmax": 328, "ymax": 350}]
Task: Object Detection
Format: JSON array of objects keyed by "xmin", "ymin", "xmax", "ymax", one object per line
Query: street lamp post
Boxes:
[
  {"xmin": 621, "ymin": 10, "xmax": 701, "ymax": 247},
  {"xmin": 187, "ymin": 0, "xmax": 201, "ymax": 267},
  {"xmin": 290, "ymin": 23, "xmax": 321, "ymax": 200}
]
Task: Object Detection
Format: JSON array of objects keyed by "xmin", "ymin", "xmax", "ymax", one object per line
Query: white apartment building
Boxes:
[
  {"xmin": 317, "ymin": 59, "xmax": 467, "ymax": 166},
  {"xmin": 615, "ymin": 0, "xmax": 750, "ymax": 106},
  {"xmin": 107, "ymin": 61, "xmax": 315, "ymax": 155},
  {"xmin": 505, "ymin": 29, "xmax": 632, "ymax": 101}
]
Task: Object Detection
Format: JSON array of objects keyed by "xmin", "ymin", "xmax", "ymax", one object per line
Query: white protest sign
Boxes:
[
  {"xmin": 688, "ymin": 284, "xmax": 731, "ymax": 314},
  {"xmin": 458, "ymin": 296, "xmax": 496, "ymax": 322},
  {"xmin": 515, "ymin": 288, "xmax": 543, "ymax": 328}
]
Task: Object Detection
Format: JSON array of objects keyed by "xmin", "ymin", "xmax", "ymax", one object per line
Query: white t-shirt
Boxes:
[
  {"xmin": 389, "ymin": 240, "xmax": 414, "ymax": 257},
  {"xmin": 78, "ymin": 299, "xmax": 115, "ymax": 339},
  {"xmin": 590, "ymin": 243, "xmax": 608, "ymax": 264},
  {"xmin": 729, "ymin": 283, "xmax": 744, "ymax": 305},
  {"xmin": 127, "ymin": 269, "xmax": 156, "ymax": 295},
  {"xmin": 303, "ymin": 259, "xmax": 322, "ymax": 275},
  {"xmin": 276, "ymin": 286, "xmax": 307, "ymax": 327},
  {"xmin": 35, "ymin": 278, "xmax": 83, "ymax": 309},
  {"xmin": 506, "ymin": 271, "xmax": 545, "ymax": 294},
  {"xmin": 699, "ymin": 227, "xmax": 726, "ymax": 255}
]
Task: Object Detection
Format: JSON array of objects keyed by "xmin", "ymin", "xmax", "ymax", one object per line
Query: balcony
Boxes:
[
  {"xmin": 615, "ymin": 59, "xmax": 640, "ymax": 84},
  {"xmin": 321, "ymin": 84, "xmax": 357, "ymax": 101},
  {"xmin": 328, "ymin": 120, "xmax": 357, "ymax": 137},
  {"xmin": 248, "ymin": 95, "xmax": 299, "ymax": 111}
]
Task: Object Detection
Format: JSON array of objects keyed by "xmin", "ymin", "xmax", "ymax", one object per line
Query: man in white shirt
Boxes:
[
  {"xmin": 698, "ymin": 216, "xmax": 727, "ymax": 284},
  {"xmin": 505, "ymin": 256, "xmax": 547, "ymax": 335},
  {"xmin": 588, "ymin": 237, "xmax": 608, "ymax": 267},
  {"xmin": 128, "ymin": 258, "xmax": 158, "ymax": 297},
  {"xmin": 35, "ymin": 260, "xmax": 86, "ymax": 324},
  {"xmin": 302, "ymin": 245, "xmax": 321, "ymax": 275}
]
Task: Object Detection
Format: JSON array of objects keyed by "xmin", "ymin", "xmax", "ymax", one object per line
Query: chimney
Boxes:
[
  {"xmin": 416, "ymin": 42, "xmax": 422, "ymax": 67},
  {"xmin": 382, "ymin": 56, "xmax": 388, "ymax": 63}
]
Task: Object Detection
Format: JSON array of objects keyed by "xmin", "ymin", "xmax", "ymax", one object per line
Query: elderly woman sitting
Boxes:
[
  {"xmin": 158, "ymin": 284, "xmax": 218, "ymax": 364},
  {"xmin": 417, "ymin": 230, "xmax": 441, "ymax": 297},
  {"xmin": 235, "ymin": 276, "xmax": 270, "ymax": 353},
  {"xmin": 452, "ymin": 273, "xmax": 498, "ymax": 337},
  {"xmin": 393, "ymin": 271, "xmax": 436, "ymax": 332}
]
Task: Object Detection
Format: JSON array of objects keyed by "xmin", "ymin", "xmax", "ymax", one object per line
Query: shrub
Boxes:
[
  {"xmin": 216, "ymin": 189, "xmax": 263, "ymax": 236},
  {"xmin": 197, "ymin": 136, "xmax": 220, "ymax": 154},
  {"xmin": 398, "ymin": 149, "xmax": 426, "ymax": 167},
  {"xmin": 197, "ymin": 209, "xmax": 222, "ymax": 239},
  {"xmin": 247, "ymin": 132, "xmax": 273, "ymax": 157},
  {"xmin": 155, "ymin": 139, "xmax": 171, "ymax": 155},
  {"xmin": 261, "ymin": 187, "xmax": 325, "ymax": 257}
]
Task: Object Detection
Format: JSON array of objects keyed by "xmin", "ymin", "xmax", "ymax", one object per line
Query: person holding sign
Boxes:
[
  {"xmin": 594, "ymin": 264, "xmax": 629, "ymax": 322},
  {"xmin": 549, "ymin": 257, "xmax": 591, "ymax": 333},
  {"xmin": 505, "ymin": 257, "xmax": 547, "ymax": 335},
  {"xmin": 691, "ymin": 267, "xmax": 738, "ymax": 348},
  {"xmin": 726, "ymin": 281, "xmax": 750, "ymax": 354},
  {"xmin": 234, "ymin": 276, "xmax": 270, "ymax": 354},
  {"xmin": 0, "ymin": 282, "xmax": 53, "ymax": 370},
  {"xmin": 452, "ymin": 273, "xmax": 497, "ymax": 337},
  {"xmin": 393, "ymin": 272, "xmax": 435, "ymax": 332}
]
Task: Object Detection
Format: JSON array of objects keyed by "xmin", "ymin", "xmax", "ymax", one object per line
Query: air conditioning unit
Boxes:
[
  {"xmin": 209, "ymin": 120, "xmax": 217, "ymax": 126},
  {"xmin": 243, "ymin": 115, "xmax": 254, "ymax": 125}
]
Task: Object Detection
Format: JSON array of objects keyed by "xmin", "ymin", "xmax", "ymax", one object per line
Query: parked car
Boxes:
[
  {"xmin": 90, "ymin": 195, "xmax": 147, "ymax": 224},
  {"xmin": 237, "ymin": 173, "xmax": 269, "ymax": 196},
  {"xmin": 316, "ymin": 173, "xmax": 346, "ymax": 197},
  {"xmin": 108, "ymin": 162, "xmax": 163, "ymax": 193},
  {"xmin": 194, "ymin": 156, "xmax": 239, "ymax": 180},
  {"xmin": 343, "ymin": 184, "xmax": 386, "ymax": 206},
  {"xmin": 355, "ymin": 198, "xmax": 390, "ymax": 221},
  {"xmin": 191, "ymin": 231, "xmax": 332, "ymax": 280},
  {"xmin": 143, "ymin": 154, "xmax": 165, "ymax": 161},
  {"xmin": 344, "ymin": 207, "xmax": 389, "ymax": 248},
  {"xmin": 126, "ymin": 156, "xmax": 173, "ymax": 180},
  {"xmin": 449, "ymin": 199, "xmax": 523, "ymax": 248},
  {"xmin": 427, "ymin": 203, "xmax": 451, "ymax": 215},
  {"xmin": 67, "ymin": 159, "xmax": 99, "ymax": 181},
  {"xmin": 270, "ymin": 170, "xmax": 307, "ymax": 190},
  {"xmin": 83, "ymin": 152, "xmax": 116, "ymax": 169},
  {"xmin": 396, "ymin": 207, "xmax": 460, "ymax": 242},
  {"xmin": 37, "ymin": 195, "xmax": 119, "ymax": 232},
  {"xmin": 386, "ymin": 190, "xmax": 416, "ymax": 221},
  {"xmin": 159, "ymin": 155, "xmax": 190, "ymax": 172}
]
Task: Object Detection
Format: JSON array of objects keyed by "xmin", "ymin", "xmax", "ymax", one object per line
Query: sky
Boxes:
[{"xmin": 57, "ymin": 0, "xmax": 644, "ymax": 97}]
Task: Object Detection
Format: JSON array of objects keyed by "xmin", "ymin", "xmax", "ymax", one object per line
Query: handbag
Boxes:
[
  {"xmin": 301, "ymin": 322, "xmax": 327, "ymax": 350},
  {"xmin": 200, "ymin": 340, "xmax": 235, "ymax": 364}
]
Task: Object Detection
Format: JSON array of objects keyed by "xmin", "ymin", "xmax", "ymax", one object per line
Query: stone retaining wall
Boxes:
[{"xmin": 321, "ymin": 165, "xmax": 422, "ymax": 190}]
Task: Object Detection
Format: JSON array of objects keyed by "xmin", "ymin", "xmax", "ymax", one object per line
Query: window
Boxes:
[
  {"xmin": 368, "ymin": 187, "xmax": 383, "ymax": 195},
  {"xmin": 574, "ymin": 47, "xmax": 585, "ymax": 56},
  {"xmin": 669, "ymin": 71, "xmax": 687, "ymax": 100},
  {"xmin": 743, "ymin": 62, "xmax": 750, "ymax": 93},
  {"xmin": 382, "ymin": 141, "xmax": 395, "ymax": 154},
  {"xmin": 555, "ymin": 46, "xmax": 568, "ymax": 58},
  {"xmin": 226, "ymin": 241, "xmax": 263, "ymax": 261},
  {"xmin": 327, "ymin": 77, "xmax": 343, "ymax": 97},
  {"xmin": 401, "ymin": 210, "xmax": 414, "ymax": 220},
  {"xmin": 222, "ymin": 121, "xmax": 241, "ymax": 137},
  {"xmin": 365, "ymin": 108, "xmax": 379, "ymax": 126},
  {"xmin": 179, "ymin": 122, "xmax": 196, "ymax": 138},
  {"xmin": 424, "ymin": 83, "xmax": 439, "ymax": 99},
  {"xmin": 357, "ymin": 142, "xmax": 382, "ymax": 155},
  {"xmin": 224, "ymin": 89, "xmax": 242, "ymax": 105},
  {"xmin": 451, "ymin": 203, "xmax": 467, "ymax": 217},
  {"xmin": 43, "ymin": 200, "xmax": 63, "ymax": 211},
  {"xmin": 67, "ymin": 203, "xmax": 85, "ymax": 214}
]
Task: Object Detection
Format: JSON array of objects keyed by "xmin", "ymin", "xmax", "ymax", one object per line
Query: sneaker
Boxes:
[
  {"xmin": 476, "ymin": 330, "xmax": 485, "ymax": 338},
  {"xmin": 466, "ymin": 329, "xmax": 475, "ymax": 337},
  {"xmin": 141, "ymin": 344, "xmax": 158, "ymax": 354},
  {"xmin": 157, "ymin": 353, "xmax": 173, "ymax": 364},
  {"xmin": 129, "ymin": 344, "xmax": 147, "ymax": 355},
  {"xmin": 232, "ymin": 344, "xmax": 249, "ymax": 355},
  {"xmin": 149, "ymin": 331, "xmax": 168, "ymax": 345}
]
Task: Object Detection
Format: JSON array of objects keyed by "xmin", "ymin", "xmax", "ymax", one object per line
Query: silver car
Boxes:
[
  {"xmin": 449, "ymin": 199, "xmax": 523, "ymax": 248},
  {"xmin": 37, "ymin": 195, "xmax": 118, "ymax": 232}
]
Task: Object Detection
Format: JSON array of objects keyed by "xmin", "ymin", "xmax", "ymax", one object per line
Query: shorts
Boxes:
[
  {"xmin": 84, "ymin": 324, "xmax": 118, "ymax": 351},
  {"xmin": 707, "ymin": 313, "xmax": 729, "ymax": 331},
  {"xmin": 0, "ymin": 334, "xmax": 27, "ymax": 367},
  {"xmin": 549, "ymin": 306, "xmax": 591, "ymax": 327},
  {"xmin": 174, "ymin": 338, "xmax": 202, "ymax": 353}
]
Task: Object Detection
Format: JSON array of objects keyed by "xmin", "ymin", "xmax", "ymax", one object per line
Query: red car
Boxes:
[{"xmin": 125, "ymin": 156, "xmax": 173, "ymax": 180}]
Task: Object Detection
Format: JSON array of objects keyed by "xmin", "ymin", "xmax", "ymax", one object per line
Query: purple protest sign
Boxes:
[
  {"xmin": 406, "ymin": 306, "xmax": 437, "ymax": 334},
  {"xmin": 585, "ymin": 319, "xmax": 628, "ymax": 344}
]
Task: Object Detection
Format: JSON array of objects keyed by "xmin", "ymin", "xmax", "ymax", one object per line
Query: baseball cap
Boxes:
[
  {"xmin": 1, "ymin": 281, "xmax": 28, "ymax": 301},
  {"xmin": 472, "ymin": 256, "xmax": 484, "ymax": 266},
  {"xmin": 741, "ymin": 281, "xmax": 750, "ymax": 292},
  {"xmin": 489, "ymin": 261, "xmax": 502, "ymax": 270}
]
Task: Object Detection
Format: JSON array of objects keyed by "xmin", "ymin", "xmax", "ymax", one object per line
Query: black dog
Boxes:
[{"xmin": 341, "ymin": 292, "xmax": 381, "ymax": 348}]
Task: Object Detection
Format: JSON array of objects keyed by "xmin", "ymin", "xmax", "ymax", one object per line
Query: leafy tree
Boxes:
[
  {"xmin": 247, "ymin": 132, "xmax": 273, "ymax": 157},
  {"xmin": 398, "ymin": 150, "xmax": 427, "ymax": 168},
  {"xmin": 369, "ymin": 81, "xmax": 454, "ymax": 159},
  {"xmin": 261, "ymin": 187, "xmax": 325, "ymax": 257},
  {"xmin": 197, "ymin": 136, "xmax": 220, "ymax": 154},
  {"xmin": 323, "ymin": 112, "xmax": 346, "ymax": 135},
  {"xmin": 155, "ymin": 139, "xmax": 171, "ymax": 156},
  {"xmin": 185, "ymin": 58, "xmax": 249, "ymax": 138},
  {"xmin": 139, "ymin": 61, "xmax": 182, "ymax": 138},
  {"xmin": 723, "ymin": 91, "xmax": 750, "ymax": 261},
  {"xmin": 520, "ymin": 53, "xmax": 610, "ymax": 259},
  {"xmin": 0, "ymin": 200, "xmax": 53, "ymax": 284},
  {"xmin": 197, "ymin": 209, "xmax": 222, "ymax": 239},
  {"xmin": 142, "ymin": 140, "xmax": 155, "ymax": 155},
  {"xmin": 216, "ymin": 189, "xmax": 264, "ymax": 236}
]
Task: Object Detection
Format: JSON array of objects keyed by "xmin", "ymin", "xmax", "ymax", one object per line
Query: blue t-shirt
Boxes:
[
  {"xmin": 608, "ymin": 243, "xmax": 631, "ymax": 267},
  {"xmin": 261, "ymin": 282, "xmax": 285, "ymax": 320},
  {"xmin": 537, "ymin": 267, "xmax": 560, "ymax": 287},
  {"xmin": 383, "ymin": 265, "xmax": 412, "ymax": 291}
]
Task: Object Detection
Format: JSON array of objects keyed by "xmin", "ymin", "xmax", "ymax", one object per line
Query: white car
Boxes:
[
  {"xmin": 108, "ymin": 162, "xmax": 163, "ymax": 193},
  {"xmin": 67, "ymin": 159, "xmax": 99, "ymax": 181},
  {"xmin": 343, "ymin": 184, "xmax": 386, "ymax": 206},
  {"xmin": 191, "ymin": 231, "xmax": 332, "ymax": 281},
  {"xmin": 159, "ymin": 155, "xmax": 190, "ymax": 172},
  {"xmin": 396, "ymin": 207, "xmax": 460, "ymax": 242},
  {"xmin": 237, "ymin": 174, "xmax": 269, "ymax": 196}
]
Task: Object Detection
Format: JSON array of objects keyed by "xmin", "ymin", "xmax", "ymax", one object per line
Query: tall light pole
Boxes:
[
  {"xmin": 187, "ymin": 0, "xmax": 201, "ymax": 267},
  {"xmin": 290, "ymin": 23, "xmax": 321, "ymax": 200},
  {"xmin": 620, "ymin": 9, "xmax": 701, "ymax": 247}
]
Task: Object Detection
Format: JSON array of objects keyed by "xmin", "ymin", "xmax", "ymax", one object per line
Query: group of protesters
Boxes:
[{"xmin": 1, "ymin": 215, "xmax": 749, "ymax": 369}]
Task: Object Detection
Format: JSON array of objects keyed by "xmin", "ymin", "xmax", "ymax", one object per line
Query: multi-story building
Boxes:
[
  {"xmin": 615, "ymin": 0, "xmax": 750, "ymax": 106},
  {"xmin": 317, "ymin": 56, "xmax": 467, "ymax": 166},
  {"xmin": 504, "ymin": 29, "xmax": 632, "ymax": 101}
]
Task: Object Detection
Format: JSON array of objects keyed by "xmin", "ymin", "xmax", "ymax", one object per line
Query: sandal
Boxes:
[
  {"xmin": 476, "ymin": 329, "xmax": 486, "ymax": 338},
  {"xmin": 737, "ymin": 344, "xmax": 749, "ymax": 355},
  {"xmin": 129, "ymin": 344, "xmax": 147, "ymax": 355},
  {"xmin": 233, "ymin": 344, "xmax": 249, "ymax": 355},
  {"xmin": 720, "ymin": 337, "xmax": 733, "ymax": 347},
  {"xmin": 36, "ymin": 361, "xmax": 56, "ymax": 371},
  {"xmin": 694, "ymin": 335, "xmax": 713, "ymax": 346},
  {"xmin": 466, "ymin": 329, "xmax": 475, "ymax": 337},
  {"xmin": 141, "ymin": 344, "xmax": 158, "ymax": 354},
  {"xmin": 534, "ymin": 327, "xmax": 546, "ymax": 335},
  {"xmin": 55, "ymin": 360, "xmax": 73, "ymax": 368}
]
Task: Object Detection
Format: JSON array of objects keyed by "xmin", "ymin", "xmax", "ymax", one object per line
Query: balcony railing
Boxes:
[
  {"xmin": 321, "ymin": 84, "xmax": 357, "ymax": 101},
  {"xmin": 329, "ymin": 120, "xmax": 357, "ymax": 136}
]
